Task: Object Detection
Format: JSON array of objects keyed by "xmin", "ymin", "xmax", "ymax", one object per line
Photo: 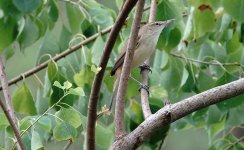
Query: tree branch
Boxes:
[
  {"xmin": 110, "ymin": 78, "xmax": 244, "ymax": 149},
  {"xmin": 170, "ymin": 53, "xmax": 243, "ymax": 67},
  {"xmin": 0, "ymin": 26, "xmax": 112, "ymax": 90},
  {"xmin": 140, "ymin": 0, "xmax": 157, "ymax": 118},
  {"xmin": 114, "ymin": 0, "xmax": 145, "ymax": 139},
  {"xmin": 86, "ymin": 0, "xmax": 139, "ymax": 149},
  {"xmin": 0, "ymin": 57, "xmax": 25, "ymax": 150},
  {"xmin": 63, "ymin": 139, "xmax": 72, "ymax": 150},
  {"xmin": 0, "ymin": 98, "xmax": 25, "ymax": 150}
]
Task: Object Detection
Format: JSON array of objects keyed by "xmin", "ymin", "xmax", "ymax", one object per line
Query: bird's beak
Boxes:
[
  {"xmin": 164, "ymin": 18, "xmax": 175, "ymax": 25},
  {"xmin": 158, "ymin": 19, "xmax": 175, "ymax": 26}
]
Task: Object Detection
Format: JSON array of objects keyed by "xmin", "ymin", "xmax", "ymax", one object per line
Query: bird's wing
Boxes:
[{"xmin": 110, "ymin": 35, "xmax": 141, "ymax": 76}]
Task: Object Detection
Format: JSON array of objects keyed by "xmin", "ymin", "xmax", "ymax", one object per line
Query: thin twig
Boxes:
[
  {"xmin": 11, "ymin": 94, "xmax": 68, "ymax": 149},
  {"xmin": 170, "ymin": 53, "xmax": 243, "ymax": 67},
  {"xmin": 0, "ymin": 26, "xmax": 112, "ymax": 91},
  {"xmin": 224, "ymin": 135, "xmax": 244, "ymax": 150},
  {"xmin": 140, "ymin": 0, "xmax": 157, "ymax": 119},
  {"xmin": 157, "ymin": 137, "xmax": 164, "ymax": 150},
  {"xmin": 110, "ymin": 77, "xmax": 244, "ymax": 149},
  {"xmin": 0, "ymin": 57, "xmax": 25, "ymax": 150},
  {"xmin": 63, "ymin": 139, "xmax": 73, "ymax": 150},
  {"xmin": 0, "ymin": 98, "xmax": 25, "ymax": 150},
  {"xmin": 114, "ymin": 0, "xmax": 145, "ymax": 139},
  {"xmin": 86, "ymin": 0, "xmax": 139, "ymax": 149}
]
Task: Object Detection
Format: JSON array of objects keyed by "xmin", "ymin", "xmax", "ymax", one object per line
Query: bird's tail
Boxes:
[{"xmin": 109, "ymin": 72, "xmax": 121, "ymax": 111}]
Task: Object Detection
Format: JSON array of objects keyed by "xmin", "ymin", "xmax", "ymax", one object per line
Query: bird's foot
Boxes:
[
  {"xmin": 138, "ymin": 84, "xmax": 150, "ymax": 95},
  {"xmin": 164, "ymin": 99, "xmax": 171, "ymax": 106},
  {"xmin": 139, "ymin": 63, "xmax": 152, "ymax": 74}
]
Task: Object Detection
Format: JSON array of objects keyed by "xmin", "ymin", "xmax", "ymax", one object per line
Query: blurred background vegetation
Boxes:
[{"xmin": 1, "ymin": 0, "xmax": 244, "ymax": 149}]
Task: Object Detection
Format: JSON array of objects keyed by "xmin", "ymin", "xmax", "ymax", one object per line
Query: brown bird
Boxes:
[{"xmin": 109, "ymin": 19, "xmax": 174, "ymax": 110}]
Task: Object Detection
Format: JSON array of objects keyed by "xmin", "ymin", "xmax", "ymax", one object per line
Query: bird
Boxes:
[{"xmin": 109, "ymin": 19, "xmax": 174, "ymax": 110}]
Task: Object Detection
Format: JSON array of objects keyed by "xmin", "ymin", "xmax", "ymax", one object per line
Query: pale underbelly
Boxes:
[{"xmin": 131, "ymin": 45, "xmax": 155, "ymax": 69}]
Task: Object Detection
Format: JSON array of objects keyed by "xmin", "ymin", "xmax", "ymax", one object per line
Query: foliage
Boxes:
[{"xmin": 0, "ymin": 0, "xmax": 244, "ymax": 149}]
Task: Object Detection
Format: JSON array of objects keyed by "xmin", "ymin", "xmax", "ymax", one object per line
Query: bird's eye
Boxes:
[{"xmin": 155, "ymin": 22, "xmax": 159, "ymax": 25}]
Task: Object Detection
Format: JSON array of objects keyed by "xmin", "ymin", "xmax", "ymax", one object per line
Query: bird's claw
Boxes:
[
  {"xmin": 139, "ymin": 63, "xmax": 152, "ymax": 74},
  {"xmin": 138, "ymin": 84, "xmax": 150, "ymax": 95}
]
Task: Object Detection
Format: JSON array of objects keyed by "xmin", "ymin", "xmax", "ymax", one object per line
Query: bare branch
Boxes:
[
  {"xmin": 114, "ymin": 0, "xmax": 145, "ymax": 139},
  {"xmin": 63, "ymin": 139, "xmax": 72, "ymax": 150},
  {"xmin": 0, "ymin": 57, "xmax": 25, "ymax": 150},
  {"xmin": 86, "ymin": 0, "xmax": 139, "ymax": 149},
  {"xmin": 170, "ymin": 53, "xmax": 243, "ymax": 67},
  {"xmin": 0, "ymin": 26, "xmax": 112, "ymax": 91},
  {"xmin": 140, "ymin": 0, "xmax": 157, "ymax": 118},
  {"xmin": 110, "ymin": 78, "xmax": 244, "ymax": 149}
]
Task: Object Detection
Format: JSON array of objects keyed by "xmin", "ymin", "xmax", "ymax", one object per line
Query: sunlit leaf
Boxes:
[
  {"xmin": 55, "ymin": 108, "xmax": 82, "ymax": 128},
  {"xmin": 12, "ymin": 0, "xmax": 42, "ymax": 13},
  {"xmin": 91, "ymin": 35, "xmax": 105, "ymax": 65},
  {"xmin": 91, "ymin": 64, "xmax": 102, "ymax": 74},
  {"xmin": 53, "ymin": 81, "xmax": 64, "ymax": 89},
  {"xmin": 0, "ymin": 113, "xmax": 9, "ymax": 131},
  {"xmin": 193, "ymin": 4, "xmax": 216, "ymax": 38},
  {"xmin": 12, "ymin": 83, "xmax": 37, "ymax": 115},
  {"xmin": 53, "ymin": 122, "xmax": 77, "ymax": 141},
  {"xmin": 223, "ymin": 0, "xmax": 244, "ymax": 23},
  {"xmin": 0, "ymin": 18, "xmax": 17, "ymax": 51},
  {"xmin": 63, "ymin": 81, "xmax": 72, "ymax": 90},
  {"xmin": 18, "ymin": 16, "xmax": 40, "ymax": 50},
  {"xmin": 69, "ymin": 87, "xmax": 85, "ymax": 96},
  {"xmin": 31, "ymin": 131, "xmax": 43, "ymax": 150}
]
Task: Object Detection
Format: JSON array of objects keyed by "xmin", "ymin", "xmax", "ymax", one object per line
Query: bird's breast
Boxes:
[{"xmin": 131, "ymin": 40, "xmax": 156, "ymax": 69}]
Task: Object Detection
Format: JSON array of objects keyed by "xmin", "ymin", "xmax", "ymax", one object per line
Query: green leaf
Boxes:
[
  {"xmin": 223, "ymin": 0, "xmax": 244, "ymax": 23},
  {"xmin": 50, "ymin": 73, "xmax": 78, "ymax": 108},
  {"xmin": 151, "ymin": 57, "xmax": 184, "ymax": 92},
  {"xmin": 58, "ymin": 25, "xmax": 72, "ymax": 50},
  {"xmin": 48, "ymin": 0, "xmax": 59, "ymax": 22},
  {"xmin": 12, "ymin": 83, "xmax": 37, "ymax": 115},
  {"xmin": 74, "ymin": 66, "xmax": 94, "ymax": 87},
  {"xmin": 208, "ymin": 119, "xmax": 225, "ymax": 142},
  {"xmin": 159, "ymin": 27, "xmax": 181, "ymax": 52},
  {"xmin": 193, "ymin": 5, "xmax": 216, "ymax": 38},
  {"xmin": 69, "ymin": 87, "xmax": 85, "ymax": 96},
  {"xmin": 126, "ymin": 99, "xmax": 143, "ymax": 124},
  {"xmin": 95, "ymin": 123, "xmax": 113, "ymax": 149},
  {"xmin": 53, "ymin": 81, "xmax": 64, "ymax": 90},
  {"xmin": 63, "ymin": 81, "xmax": 72, "ymax": 89},
  {"xmin": 31, "ymin": 131, "xmax": 43, "ymax": 150},
  {"xmin": 18, "ymin": 16, "xmax": 40, "ymax": 50},
  {"xmin": 47, "ymin": 60, "xmax": 58, "ymax": 81},
  {"xmin": 53, "ymin": 122, "xmax": 77, "ymax": 141},
  {"xmin": 91, "ymin": 35, "xmax": 105, "ymax": 65},
  {"xmin": 82, "ymin": 1, "xmax": 114, "ymax": 28},
  {"xmin": 226, "ymin": 32, "xmax": 241, "ymax": 54},
  {"xmin": 37, "ymin": 31, "xmax": 60, "ymax": 64},
  {"xmin": 37, "ymin": 116, "xmax": 52, "ymax": 132},
  {"xmin": 150, "ymin": 86, "xmax": 168, "ymax": 100},
  {"xmin": 65, "ymin": 3, "xmax": 84, "ymax": 33},
  {"xmin": 197, "ymin": 71, "xmax": 215, "ymax": 92},
  {"xmin": 12, "ymin": 0, "xmax": 42, "ymax": 13},
  {"xmin": 55, "ymin": 108, "xmax": 82, "ymax": 128},
  {"xmin": 0, "ymin": 113, "xmax": 9, "ymax": 131},
  {"xmin": 20, "ymin": 117, "xmax": 32, "ymax": 131},
  {"xmin": 91, "ymin": 64, "xmax": 102, "ymax": 74},
  {"xmin": 156, "ymin": 0, "xmax": 179, "ymax": 21},
  {"xmin": 0, "ymin": 18, "xmax": 17, "ymax": 51},
  {"xmin": 206, "ymin": 105, "xmax": 222, "ymax": 125}
]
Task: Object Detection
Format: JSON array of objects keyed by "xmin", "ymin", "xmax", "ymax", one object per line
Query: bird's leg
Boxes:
[
  {"xmin": 129, "ymin": 75, "xmax": 150, "ymax": 95},
  {"xmin": 138, "ymin": 63, "xmax": 151, "ymax": 94},
  {"xmin": 164, "ymin": 99, "xmax": 171, "ymax": 106},
  {"xmin": 139, "ymin": 63, "xmax": 152, "ymax": 74},
  {"xmin": 138, "ymin": 84, "xmax": 150, "ymax": 95}
]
